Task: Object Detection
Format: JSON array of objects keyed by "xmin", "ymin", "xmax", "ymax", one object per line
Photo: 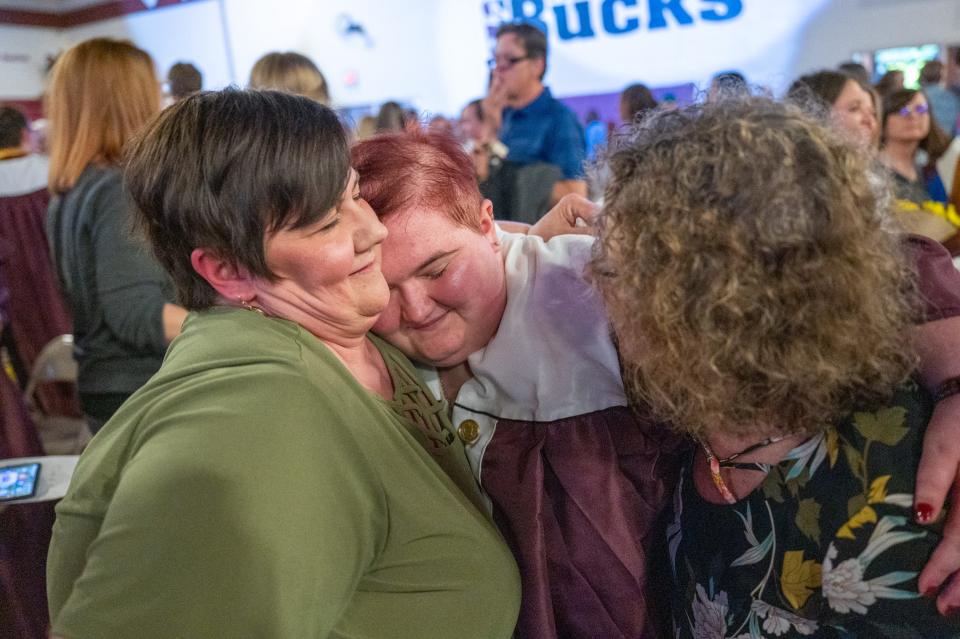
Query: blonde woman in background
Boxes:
[
  {"xmin": 45, "ymin": 38, "xmax": 187, "ymax": 432},
  {"xmin": 248, "ymin": 51, "xmax": 330, "ymax": 105},
  {"xmin": 355, "ymin": 115, "xmax": 377, "ymax": 140}
]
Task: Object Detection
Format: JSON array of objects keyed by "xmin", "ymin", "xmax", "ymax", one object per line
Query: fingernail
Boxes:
[
  {"xmin": 916, "ymin": 503, "xmax": 935, "ymax": 523},
  {"xmin": 923, "ymin": 586, "xmax": 938, "ymax": 598}
]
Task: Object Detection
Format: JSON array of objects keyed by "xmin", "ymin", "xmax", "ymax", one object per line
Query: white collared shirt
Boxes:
[{"xmin": 418, "ymin": 231, "xmax": 627, "ymax": 487}]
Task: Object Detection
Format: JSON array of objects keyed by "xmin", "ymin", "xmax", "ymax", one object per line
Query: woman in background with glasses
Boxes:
[
  {"xmin": 880, "ymin": 88, "xmax": 959, "ymax": 253},
  {"xmin": 880, "ymin": 89, "xmax": 952, "ymax": 206}
]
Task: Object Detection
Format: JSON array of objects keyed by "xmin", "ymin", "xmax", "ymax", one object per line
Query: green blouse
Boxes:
[
  {"xmin": 47, "ymin": 307, "xmax": 520, "ymax": 638},
  {"xmin": 669, "ymin": 381, "xmax": 960, "ymax": 638}
]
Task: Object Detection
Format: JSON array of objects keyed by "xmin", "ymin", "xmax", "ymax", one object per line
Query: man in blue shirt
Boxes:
[
  {"xmin": 922, "ymin": 60, "xmax": 959, "ymax": 137},
  {"xmin": 484, "ymin": 22, "xmax": 587, "ymax": 205}
]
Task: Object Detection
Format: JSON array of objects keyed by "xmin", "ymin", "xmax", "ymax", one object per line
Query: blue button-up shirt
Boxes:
[
  {"xmin": 500, "ymin": 87, "xmax": 586, "ymax": 180},
  {"xmin": 924, "ymin": 84, "xmax": 960, "ymax": 137}
]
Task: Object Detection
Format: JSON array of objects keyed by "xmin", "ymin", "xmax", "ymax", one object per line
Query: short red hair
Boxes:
[{"xmin": 351, "ymin": 131, "xmax": 483, "ymax": 230}]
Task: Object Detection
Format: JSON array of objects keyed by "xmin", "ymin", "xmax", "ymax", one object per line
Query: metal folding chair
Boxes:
[{"xmin": 23, "ymin": 335, "xmax": 89, "ymax": 454}]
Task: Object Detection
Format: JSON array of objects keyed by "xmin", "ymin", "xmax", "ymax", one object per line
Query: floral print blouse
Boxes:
[{"xmin": 668, "ymin": 381, "xmax": 960, "ymax": 638}]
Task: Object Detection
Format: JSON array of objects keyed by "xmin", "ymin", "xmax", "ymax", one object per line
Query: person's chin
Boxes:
[
  {"xmin": 360, "ymin": 303, "xmax": 389, "ymax": 322},
  {"xmin": 414, "ymin": 342, "xmax": 468, "ymax": 369},
  {"xmin": 431, "ymin": 353, "xmax": 470, "ymax": 369},
  {"xmin": 356, "ymin": 286, "xmax": 391, "ymax": 320}
]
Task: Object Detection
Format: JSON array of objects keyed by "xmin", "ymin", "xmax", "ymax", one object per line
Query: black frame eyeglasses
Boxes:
[{"xmin": 487, "ymin": 55, "xmax": 531, "ymax": 70}]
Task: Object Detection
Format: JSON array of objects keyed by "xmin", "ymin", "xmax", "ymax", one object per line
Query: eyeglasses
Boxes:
[
  {"xmin": 487, "ymin": 55, "xmax": 531, "ymax": 70},
  {"xmin": 896, "ymin": 104, "xmax": 930, "ymax": 117}
]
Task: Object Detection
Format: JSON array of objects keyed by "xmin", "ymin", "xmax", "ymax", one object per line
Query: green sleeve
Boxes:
[{"xmin": 50, "ymin": 371, "xmax": 385, "ymax": 638}]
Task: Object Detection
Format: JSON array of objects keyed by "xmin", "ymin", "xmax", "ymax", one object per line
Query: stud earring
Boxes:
[{"xmin": 239, "ymin": 298, "xmax": 265, "ymax": 315}]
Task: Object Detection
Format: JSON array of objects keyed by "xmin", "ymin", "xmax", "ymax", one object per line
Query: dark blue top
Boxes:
[
  {"xmin": 46, "ymin": 165, "xmax": 171, "ymax": 396},
  {"xmin": 500, "ymin": 88, "xmax": 586, "ymax": 180}
]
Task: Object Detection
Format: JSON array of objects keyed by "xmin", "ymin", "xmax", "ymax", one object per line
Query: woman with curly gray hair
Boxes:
[{"xmin": 595, "ymin": 97, "xmax": 960, "ymax": 637}]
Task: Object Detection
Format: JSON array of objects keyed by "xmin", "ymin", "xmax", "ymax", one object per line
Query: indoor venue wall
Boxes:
[
  {"xmin": 0, "ymin": 0, "xmax": 959, "ymax": 115},
  {"xmin": 0, "ymin": 24, "xmax": 61, "ymax": 100},
  {"xmin": 63, "ymin": 1, "xmax": 232, "ymax": 91},
  {"xmin": 0, "ymin": 0, "xmax": 229, "ymax": 117},
  {"xmin": 791, "ymin": 0, "xmax": 960, "ymax": 84}
]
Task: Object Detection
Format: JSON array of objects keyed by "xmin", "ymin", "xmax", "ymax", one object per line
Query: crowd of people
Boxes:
[
  {"xmin": 365, "ymin": 41, "xmax": 960, "ymax": 241},
  {"xmin": 3, "ymin": 22, "xmax": 960, "ymax": 639}
]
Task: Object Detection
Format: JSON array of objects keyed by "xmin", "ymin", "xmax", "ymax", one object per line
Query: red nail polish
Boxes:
[{"xmin": 916, "ymin": 503, "xmax": 935, "ymax": 523}]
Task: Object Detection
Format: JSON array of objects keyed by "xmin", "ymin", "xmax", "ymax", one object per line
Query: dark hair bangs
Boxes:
[
  {"xmin": 239, "ymin": 95, "xmax": 350, "ymax": 234},
  {"xmin": 124, "ymin": 88, "xmax": 352, "ymax": 309}
]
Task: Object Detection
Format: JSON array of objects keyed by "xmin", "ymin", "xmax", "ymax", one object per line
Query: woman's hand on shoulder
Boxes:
[
  {"xmin": 528, "ymin": 194, "xmax": 599, "ymax": 241},
  {"xmin": 908, "ymin": 315, "xmax": 960, "ymax": 613},
  {"xmin": 916, "ymin": 391, "xmax": 960, "ymax": 614}
]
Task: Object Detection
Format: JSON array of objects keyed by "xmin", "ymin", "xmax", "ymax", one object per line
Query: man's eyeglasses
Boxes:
[
  {"xmin": 487, "ymin": 55, "xmax": 531, "ymax": 70},
  {"xmin": 896, "ymin": 104, "xmax": 930, "ymax": 117}
]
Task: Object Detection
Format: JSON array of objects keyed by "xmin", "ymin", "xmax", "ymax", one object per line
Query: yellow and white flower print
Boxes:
[{"xmin": 821, "ymin": 515, "xmax": 924, "ymax": 615}]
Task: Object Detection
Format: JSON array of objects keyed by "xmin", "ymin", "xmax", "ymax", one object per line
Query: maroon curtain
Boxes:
[{"xmin": 0, "ymin": 188, "xmax": 78, "ymax": 416}]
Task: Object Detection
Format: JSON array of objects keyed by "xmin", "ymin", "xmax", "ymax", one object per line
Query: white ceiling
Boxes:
[{"xmin": 0, "ymin": 0, "xmax": 112, "ymax": 12}]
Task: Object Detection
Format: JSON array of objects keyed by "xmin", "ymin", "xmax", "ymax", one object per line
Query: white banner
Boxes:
[{"xmin": 480, "ymin": 0, "xmax": 833, "ymax": 97}]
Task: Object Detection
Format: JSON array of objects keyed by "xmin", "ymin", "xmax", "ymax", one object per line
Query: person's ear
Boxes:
[
  {"xmin": 190, "ymin": 248, "xmax": 257, "ymax": 303},
  {"xmin": 533, "ymin": 57, "xmax": 546, "ymax": 81},
  {"xmin": 478, "ymin": 199, "xmax": 500, "ymax": 247}
]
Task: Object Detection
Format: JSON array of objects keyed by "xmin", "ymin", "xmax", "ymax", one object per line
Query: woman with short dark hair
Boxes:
[{"xmin": 45, "ymin": 89, "xmax": 520, "ymax": 639}]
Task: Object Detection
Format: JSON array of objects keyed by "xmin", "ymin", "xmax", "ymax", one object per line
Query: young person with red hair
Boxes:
[
  {"xmin": 355, "ymin": 130, "xmax": 680, "ymax": 637},
  {"xmin": 354, "ymin": 129, "xmax": 960, "ymax": 635}
]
